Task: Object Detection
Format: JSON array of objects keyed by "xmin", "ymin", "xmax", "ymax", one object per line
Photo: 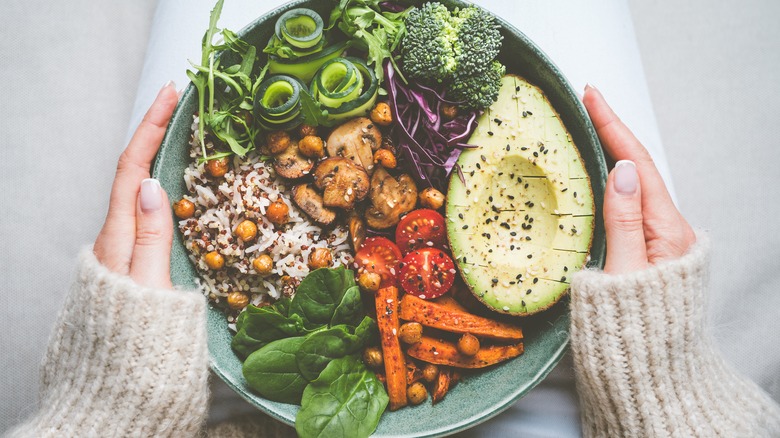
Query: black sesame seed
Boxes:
[
  {"xmin": 515, "ymin": 86, "xmax": 521, "ymax": 92},
  {"xmin": 492, "ymin": 278, "xmax": 499, "ymax": 284},
  {"xmin": 564, "ymin": 266, "xmax": 569, "ymax": 272},
  {"xmin": 522, "ymin": 111, "xmax": 528, "ymax": 118},
  {"xmin": 524, "ymin": 183, "xmax": 529, "ymax": 189},
  {"xmin": 489, "ymin": 196, "xmax": 493, "ymax": 202},
  {"xmin": 462, "ymin": 225, "xmax": 469, "ymax": 229},
  {"xmin": 561, "ymin": 188, "xmax": 568, "ymax": 192},
  {"xmin": 561, "ymin": 276, "xmax": 567, "ymax": 282},
  {"xmin": 527, "ymin": 254, "xmax": 533, "ymax": 259},
  {"xmin": 458, "ymin": 213, "xmax": 464, "ymax": 219},
  {"xmin": 506, "ymin": 144, "xmax": 511, "ymax": 151},
  {"xmin": 510, "ymin": 231, "xmax": 517, "ymax": 236},
  {"xmin": 525, "ymin": 236, "xmax": 532, "ymax": 241},
  {"xmin": 510, "ymin": 245, "xmax": 515, "ymax": 250},
  {"xmin": 494, "ymin": 118, "xmax": 502, "ymax": 125},
  {"xmin": 533, "ymin": 151, "xmax": 539, "ymax": 157},
  {"xmin": 527, "ymin": 111, "xmax": 533, "ymax": 116},
  {"xmin": 526, "ymin": 289, "xmax": 532, "ymax": 295},
  {"xmin": 476, "ymin": 163, "xmax": 481, "ymax": 169},
  {"xmin": 487, "ymin": 131, "xmax": 494, "ymax": 136},
  {"xmin": 533, "ymin": 278, "xmax": 539, "ymax": 284},
  {"xmin": 521, "ymin": 147, "xmax": 528, "ymax": 151}
]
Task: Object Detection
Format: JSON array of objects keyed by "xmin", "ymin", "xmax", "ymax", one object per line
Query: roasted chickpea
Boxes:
[
  {"xmin": 253, "ymin": 254, "xmax": 274, "ymax": 276},
  {"xmin": 299, "ymin": 135, "xmax": 325, "ymax": 158},
  {"xmin": 266, "ymin": 130, "xmax": 291, "ymax": 154},
  {"xmin": 173, "ymin": 198, "xmax": 195, "ymax": 219},
  {"xmin": 308, "ymin": 247, "xmax": 333, "ymax": 270},
  {"xmin": 298, "ymin": 124, "xmax": 318, "ymax": 138},
  {"xmin": 398, "ymin": 322, "xmax": 423, "ymax": 344},
  {"xmin": 407, "ymin": 382, "xmax": 428, "ymax": 405},
  {"xmin": 457, "ymin": 333, "xmax": 480, "ymax": 356},
  {"xmin": 226, "ymin": 292, "xmax": 249, "ymax": 310},
  {"xmin": 234, "ymin": 220, "xmax": 258, "ymax": 242},
  {"xmin": 206, "ymin": 157, "xmax": 230, "ymax": 178},
  {"xmin": 370, "ymin": 101, "xmax": 393, "ymax": 126},
  {"xmin": 358, "ymin": 270, "xmax": 381, "ymax": 292},
  {"xmin": 373, "ymin": 149, "xmax": 397, "ymax": 169},
  {"xmin": 421, "ymin": 363, "xmax": 439, "ymax": 383},
  {"xmin": 419, "ymin": 187, "xmax": 445, "ymax": 210},
  {"xmin": 441, "ymin": 103, "xmax": 458, "ymax": 120},
  {"xmin": 204, "ymin": 251, "xmax": 225, "ymax": 270},
  {"xmin": 363, "ymin": 346, "xmax": 384, "ymax": 369},
  {"xmin": 266, "ymin": 198, "xmax": 290, "ymax": 226}
]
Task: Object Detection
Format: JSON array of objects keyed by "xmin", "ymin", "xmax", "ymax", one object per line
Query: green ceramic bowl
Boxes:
[{"xmin": 153, "ymin": 0, "xmax": 607, "ymax": 435}]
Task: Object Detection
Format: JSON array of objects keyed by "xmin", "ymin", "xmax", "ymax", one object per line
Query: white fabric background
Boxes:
[{"xmin": 1, "ymin": 0, "xmax": 778, "ymax": 436}]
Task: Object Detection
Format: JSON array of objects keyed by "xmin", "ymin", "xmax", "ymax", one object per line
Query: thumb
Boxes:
[
  {"xmin": 129, "ymin": 178, "xmax": 174, "ymax": 288},
  {"xmin": 603, "ymin": 160, "xmax": 648, "ymax": 274}
]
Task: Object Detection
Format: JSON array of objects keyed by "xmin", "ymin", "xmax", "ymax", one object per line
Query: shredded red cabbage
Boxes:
[
  {"xmin": 379, "ymin": 2, "xmax": 406, "ymax": 13},
  {"xmin": 384, "ymin": 61, "xmax": 479, "ymax": 192}
]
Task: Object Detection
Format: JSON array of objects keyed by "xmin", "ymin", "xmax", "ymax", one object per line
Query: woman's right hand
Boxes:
[{"xmin": 583, "ymin": 84, "xmax": 696, "ymax": 274}]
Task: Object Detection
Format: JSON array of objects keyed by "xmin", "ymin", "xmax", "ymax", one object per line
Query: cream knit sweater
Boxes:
[{"xmin": 6, "ymin": 235, "xmax": 780, "ymax": 437}]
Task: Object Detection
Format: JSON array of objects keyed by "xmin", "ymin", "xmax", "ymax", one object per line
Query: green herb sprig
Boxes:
[{"xmin": 187, "ymin": 0, "xmax": 268, "ymax": 162}]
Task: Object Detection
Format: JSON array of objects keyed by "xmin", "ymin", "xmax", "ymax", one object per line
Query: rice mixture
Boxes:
[{"xmin": 178, "ymin": 118, "xmax": 352, "ymax": 316}]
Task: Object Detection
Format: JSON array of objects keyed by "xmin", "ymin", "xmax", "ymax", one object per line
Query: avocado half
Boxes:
[{"xmin": 446, "ymin": 75, "xmax": 595, "ymax": 316}]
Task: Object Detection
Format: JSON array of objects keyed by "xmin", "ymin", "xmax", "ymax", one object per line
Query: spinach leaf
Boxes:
[
  {"xmin": 289, "ymin": 266, "xmax": 356, "ymax": 328},
  {"xmin": 243, "ymin": 337, "xmax": 309, "ymax": 404},
  {"xmin": 330, "ymin": 285, "xmax": 364, "ymax": 327},
  {"xmin": 296, "ymin": 354, "xmax": 388, "ymax": 438},
  {"xmin": 231, "ymin": 304, "xmax": 313, "ymax": 359},
  {"xmin": 296, "ymin": 317, "xmax": 377, "ymax": 381}
]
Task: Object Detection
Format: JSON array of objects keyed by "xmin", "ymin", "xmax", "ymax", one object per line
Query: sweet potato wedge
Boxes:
[
  {"xmin": 375, "ymin": 286, "xmax": 407, "ymax": 410},
  {"xmin": 399, "ymin": 294, "xmax": 524, "ymax": 341},
  {"xmin": 431, "ymin": 367, "xmax": 452, "ymax": 405},
  {"xmin": 431, "ymin": 295, "xmax": 468, "ymax": 312},
  {"xmin": 406, "ymin": 336, "xmax": 524, "ymax": 368}
]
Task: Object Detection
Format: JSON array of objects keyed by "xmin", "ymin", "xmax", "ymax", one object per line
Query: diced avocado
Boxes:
[{"xmin": 446, "ymin": 74, "xmax": 595, "ymax": 316}]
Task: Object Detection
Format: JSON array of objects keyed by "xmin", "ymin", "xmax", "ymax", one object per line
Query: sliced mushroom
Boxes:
[
  {"xmin": 292, "ymin": 184, "xmax": 337, "ymax": 226},
  {"xmin": 313, "ymin": 157, "xmax": 370, "ymax": 210},
  {"xmin": 273, "ymin": 140, "xmax": 314, "ymax": 179},
  {"xmin": 365, "ymin": 167, "xmax": 418, "ymax": 229},
  {"xmin": 347, "ymin": 211, "xmax": 366, "ymax": 251},
  {"xmin": 326, "ymin": 117, "xmax": 382, "ymax": 175}
]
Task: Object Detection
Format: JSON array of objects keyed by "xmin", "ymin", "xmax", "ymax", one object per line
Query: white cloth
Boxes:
[{"xmin": 127, "ymin": 1, "xmax": 673, "ymax": 436}]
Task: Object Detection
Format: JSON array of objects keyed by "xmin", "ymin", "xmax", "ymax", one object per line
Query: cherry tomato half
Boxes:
[
  {"xmin": 395, "ymin": 209, "xmax": 447, "ymax": 255},
  {"xmin": 399, "ymin": 248, "xmax": 456, "ymax": 299},
  {"xmin": 354, "ymin": 237, "xmax": 402, "ymax": 288}
]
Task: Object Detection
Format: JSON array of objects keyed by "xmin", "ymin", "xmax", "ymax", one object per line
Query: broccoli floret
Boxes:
[
  {"xmin": 401, "ymin": 3, "xmax": 504, "ymax": 109},
  {"xmin": 401, "ymin": 2, "xmax": 458, "ymax": 81},
  {"xmin": 451, "ymin": 7, "xmax": 502, "ymax": 77},
  {"xmin": 448, "ymin": 60, "xmax": 506, "ymax": 110}
]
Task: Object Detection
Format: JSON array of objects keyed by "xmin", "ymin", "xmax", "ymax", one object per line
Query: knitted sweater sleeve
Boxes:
[
  {"xmin": 7, "ymin": 248, "xmax": 210, "ymax": 438},
  {"xmin": 570, "ymin": 232, "xmax": 780, "ymax": 437}
]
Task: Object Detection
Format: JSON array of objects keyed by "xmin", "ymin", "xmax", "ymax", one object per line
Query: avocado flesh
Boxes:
[{"xmin": 446, "ymin": 75, "xmax": 595, "ymax": 316}]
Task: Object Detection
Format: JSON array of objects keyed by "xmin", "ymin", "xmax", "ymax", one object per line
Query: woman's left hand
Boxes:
[{"xmin": 93, "ymin": 82, "xmax": 179, "ymax": 288}]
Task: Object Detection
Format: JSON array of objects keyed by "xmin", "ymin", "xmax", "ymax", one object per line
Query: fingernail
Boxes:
[
  {"xmin": 614, "ymin": 160, "xmax": 638, "ymax": 195},
  {"xmin": 140, "ymin": 178, "xmax": 162, "ymax": 212},
  {"xmin": 161, "ymin": 80, "xmax": 176, "ymax": 91},
  {"xmin": 584, "ymin": 83, "xmax": 597, "ymax": 93}
]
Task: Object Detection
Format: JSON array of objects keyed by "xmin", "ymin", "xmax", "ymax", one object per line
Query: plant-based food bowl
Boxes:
[{"xmin": 153, "ymin": 0, "xmax": 607, "ymax": 436}]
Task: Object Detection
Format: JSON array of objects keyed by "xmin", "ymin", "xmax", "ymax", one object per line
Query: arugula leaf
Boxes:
[
  {"xmin": 299, "ymin": 90, "xmax": 332, "ymax": 127},
  {"xmin": 243, "ymin": 337, "xmax": 309, "ymax": 404},
  {"xmin": 296, "ymin": 355, "xmax": 388, "ymax": 438}
]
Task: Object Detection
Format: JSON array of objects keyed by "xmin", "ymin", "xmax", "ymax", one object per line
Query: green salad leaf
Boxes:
[
  {"xmin": 296, "ymin": 317, "xmax": 377, "ymax": 381},
  {"xmin": 231, "ymin": 303, "xmax": 312, "ymax": 359},
  {"xmin": 289, "ymin": 266, "xmax": 357, "ymax": 328},
  {"xmin": 243, "ymin": 337, "xmax": 310, "ymax": 404},
  {"xmin": 296, "ymin": 355, "xmax": 388, "ymax": 438}
]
